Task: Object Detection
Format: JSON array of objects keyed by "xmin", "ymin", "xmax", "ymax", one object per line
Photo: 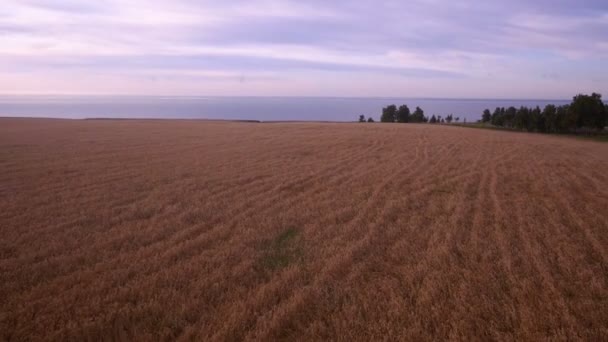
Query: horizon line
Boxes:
[{"xmin": 0, "ymin": 93, "xmax": 578, "ymax": 102}]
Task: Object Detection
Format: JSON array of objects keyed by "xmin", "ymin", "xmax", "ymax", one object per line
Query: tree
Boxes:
[
  {"xmin": 455, "ymin": 117, "xmax": 460, "ymax": 123},
  {"xmin": 556, "ymin": 105, "xmax": 570, "ymax": 132},
  {"xmin": 570, "ymin": 93, "xmax": 607, "ymax": 130},
  {"xmin": 490, "ymin": 107, "xmax": 506, "ymax": 127},
  {"xmin": 396, "ymin": 104, "xmax": 410, "ymax": 123},
  {"xmin": 411, "ymin": 106, "xmax": 425, "ymax": 123},
  {"xmin": 446, "ymin": 114, "xmax": 453, "ymax": 124},
  {"xmin": 543, "ymin": 105, "xmax": 557, "ymax": 133},
  {"xmin": 514, "ymin": 106, "xmax": 529, "ymax": 130},
  {"xmin": 482, "ymin": 109, "xmax": 492, "ymax": 123},
  {"xmin": 529, "ymin": 106, "xmax": 541, "ymax": 132},
  {"xmin": 367, "ymin": 117, "xmax": 375, "ymax": 123},
  {"xmin": 381, "ymin": 104, "xmax": 397, "ymax": 122},
  {"xmin": 533, "ymin": 106, "xmax": 546, "ymax": 132},
  {"xmin": 564, "ymin": 104, "xmax": 579, "ymax": 131},
  {"xmin": 504, "ymin": 107, "xmax": 517, "ymax": 128},
  {"xmin": 358, "ymin": 114, "xmax": 366, "ymax": 123},
  {"xmin": 429, "ymin": 115, "xmax": 437, "ymax": 123}
]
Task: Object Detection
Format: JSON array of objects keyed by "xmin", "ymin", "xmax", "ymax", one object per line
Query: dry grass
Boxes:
[{"xmin": 1, "ymin": 118, "xmax": 607, "ymax": 341}]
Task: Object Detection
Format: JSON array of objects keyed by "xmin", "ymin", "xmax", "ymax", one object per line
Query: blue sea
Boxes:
[{"xmin": 0, "ymin": 96, "xmax": 572, "ymax": 122}]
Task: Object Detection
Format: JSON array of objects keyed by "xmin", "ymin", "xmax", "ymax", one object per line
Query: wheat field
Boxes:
[{"xmin": 1, "ymin": 118, "xmax": 607, "ymax": 340}]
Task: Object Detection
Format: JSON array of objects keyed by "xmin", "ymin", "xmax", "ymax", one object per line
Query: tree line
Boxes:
[
  {"xmin": 358, "ymin": 104, "xmax": 461, "ymax": 124},
  {"xmin": 357, "ymin": 93, "xmax": 606, "ymax": 135},
  {"xmin": 480, "ymin": 93, "xmax": 607, "ymax": 133}
]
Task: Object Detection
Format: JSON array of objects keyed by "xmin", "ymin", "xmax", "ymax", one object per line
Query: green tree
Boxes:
[
  {"xmin": 358, "ymin": 114, "xmax": 366, "ymax": 123},
  {"xmin": 491, "ymin": 107, "xmax": 504, "ymax": 126},
  {"xmin": 482, "ymin": 109, "xmax": 491, "ymax": 123},
  {"xmin": 514, "ymin": 106, "xmax": 530, "ymax": 130},
  {"xmin": 411, "ymin": 106, "xmax": 425, "ymax": 123},
  {"xmin": 396, "ymin": 104, "xmax": 410, "ymax": 123},
  {"xmin": 543, "ymin": 104, "xmax": 557, "ymax": 133},
  {"xmin": 564, "ymin": 105, "xmax": 579, "ymax": 131},
  {"xmin": 529, "ymin": 106, "xmax": 541, "ymax": 132},
  {"xmin": 570, "ymin": 93, "xmax": 606, "ymax": 130},
  {"xmin": 367, "ymin": 117, "xmax": 375, "ymax": 123},
  {"xmin": 556, "ymin": 105, "xmax": 570, "ymax": 132},
  {"xmin": 504, "ymin": 107, "xmax": 517, "ymax": 128},
  {"xmin": 381, "ymin": 104, "xmax": 397, "ymax": 122},
  {"xmin": 429, "ymin": 115, "xmax": 437, "ymax": 123}
]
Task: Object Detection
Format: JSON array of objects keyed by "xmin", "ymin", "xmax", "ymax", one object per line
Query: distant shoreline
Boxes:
[
  {"xmin": 0, "ymin": 116, "xmax": 355, "ymax": 124},
  {"xmin": 0, "ymin": 94, "xmax": 575, "ymax": 102},
  {"xmin": 0, "ymin": 97, "xmax": 578, "ymax": 123}
]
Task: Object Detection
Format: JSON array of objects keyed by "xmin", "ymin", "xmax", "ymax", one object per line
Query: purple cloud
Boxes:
[{"xmin": 0, "ymin": 0, "xmax": 606, "ymax": 97}]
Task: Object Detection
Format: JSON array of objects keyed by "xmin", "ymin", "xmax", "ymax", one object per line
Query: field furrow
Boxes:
[{"xmin": 1, "ymin": 119, "xmax": 607, "ymax": 340}]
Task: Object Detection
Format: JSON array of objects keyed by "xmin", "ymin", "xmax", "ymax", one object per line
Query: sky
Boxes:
[{"xmin": 1, "ymin": 0, "xmax": 607, "ymax": 98}]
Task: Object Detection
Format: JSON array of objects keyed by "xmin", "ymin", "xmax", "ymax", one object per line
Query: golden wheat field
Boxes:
[{"xmin": 1, "ymin": 118, "xmax": 607, "ymax": 340}]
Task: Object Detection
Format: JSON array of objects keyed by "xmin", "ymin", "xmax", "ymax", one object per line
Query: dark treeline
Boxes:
[
  {"xmin": 358, "ymin": 104, "xmax": 462, "ymax": 124},
  {"xmin": 480, "ymin": 93, "xmax": 607, "ymax": 133},
  {"xmin": 358, "ymin": 93, "xmax": 606, "ymax": 135}
]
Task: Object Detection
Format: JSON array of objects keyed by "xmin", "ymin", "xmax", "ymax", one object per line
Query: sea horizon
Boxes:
[
  {"xmin": 0, "ymin": 94, "xmax": 574, "ymax": 101},
  {"xmin": 0, "ymin": 95, "xmax": 579, "ymax": 122}
]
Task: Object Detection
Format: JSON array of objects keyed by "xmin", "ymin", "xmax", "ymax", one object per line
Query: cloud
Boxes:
[
  {"xmin": 0, "ymin": 0, "xmax": 606, "ymax": 97},
  {"xmin": 17, "ymin": 0, "xmax": 107, "ymax": 14}
]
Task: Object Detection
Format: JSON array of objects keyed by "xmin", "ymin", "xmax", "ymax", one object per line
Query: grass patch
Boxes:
[
  {"xmin": 572, "ymin": 134, "xmax": 608, "ymax": 142},
  {"xmin": 452, "ymin": 123, "xmax": 608, "ymax": 142},
  {"xmin": 259, "ymin": 227, "xmax": 303, "ymax": 271}
]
